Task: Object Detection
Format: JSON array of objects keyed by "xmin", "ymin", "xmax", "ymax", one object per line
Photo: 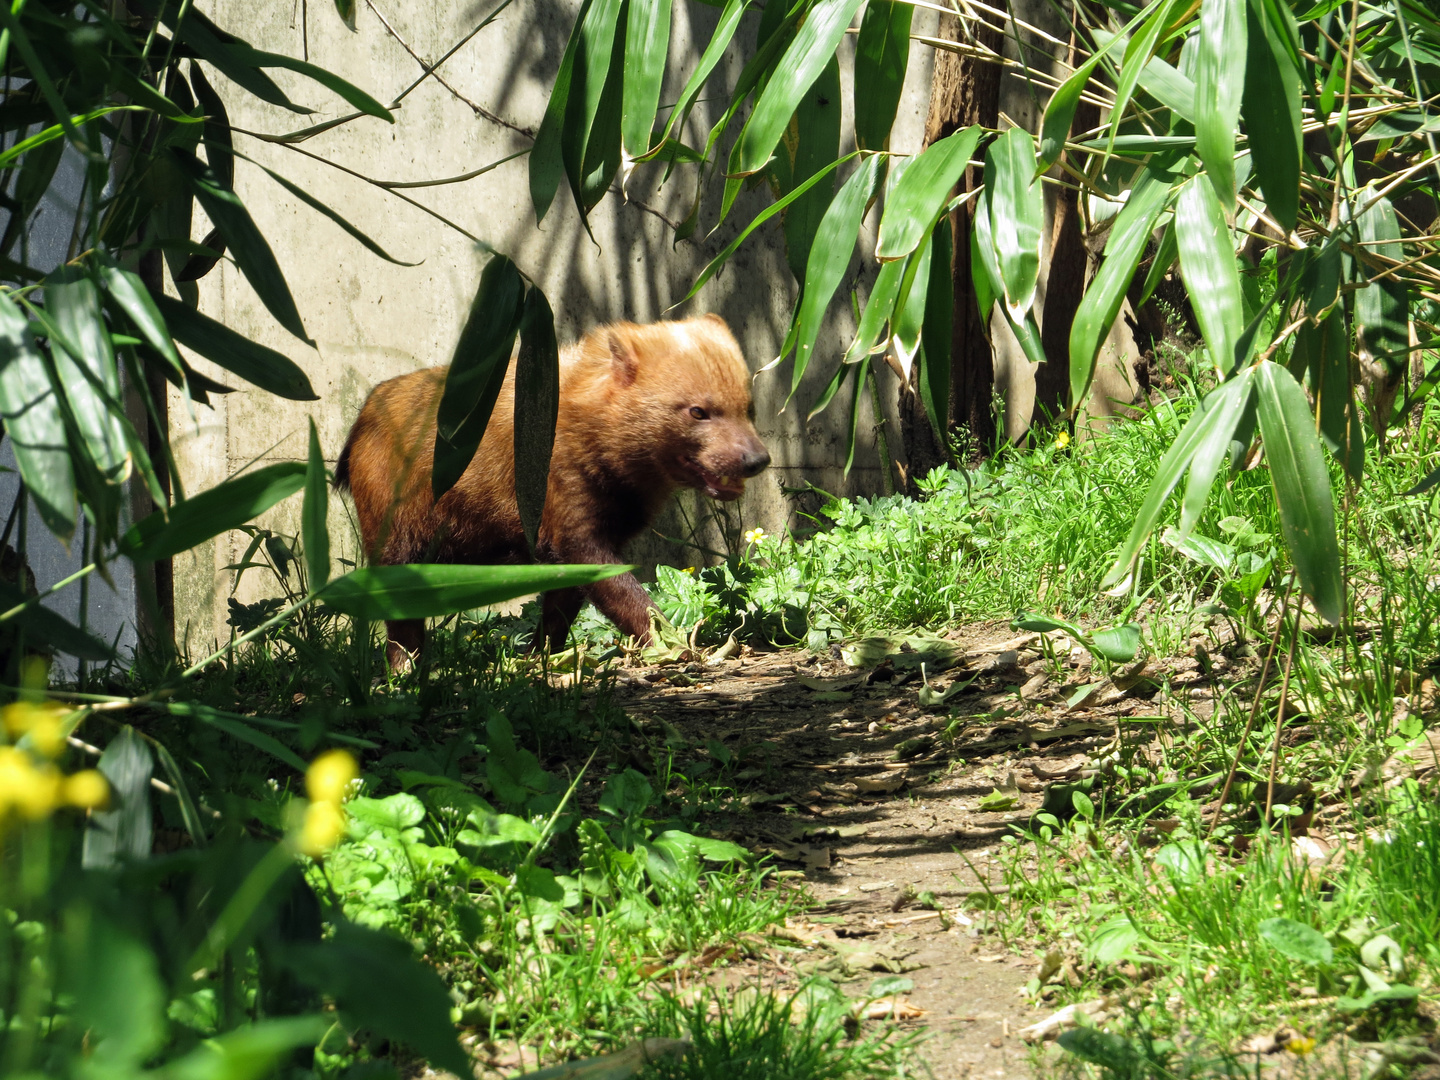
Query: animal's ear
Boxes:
[
  {"xmin": 703, "ymin": 313, "xmax": 728, "ymax": 328},
  {"xmin": 607, "ymin": 330, "xmax": 639, "ymax": 386}
]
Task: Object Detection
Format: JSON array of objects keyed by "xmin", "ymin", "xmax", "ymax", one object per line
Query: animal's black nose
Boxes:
[{"xmin": 741, "ymin": 447, "xmax": 771, "ymax": 477}]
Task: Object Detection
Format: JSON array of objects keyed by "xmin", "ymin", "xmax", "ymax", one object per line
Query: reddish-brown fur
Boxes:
[{"xmin": 335, "ymin": 314, "xmax": 770, "ymax": 670}]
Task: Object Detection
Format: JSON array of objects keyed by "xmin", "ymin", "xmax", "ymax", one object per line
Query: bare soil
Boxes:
[{"xmin": 602, "ymin": 621, "xmax": 1181, "ymax": 1078}]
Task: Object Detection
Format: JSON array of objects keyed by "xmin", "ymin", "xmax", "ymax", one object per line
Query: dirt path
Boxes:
[{"xmin": 602, "ymin": 621, "xmax": 1178, "ymax": 1077}]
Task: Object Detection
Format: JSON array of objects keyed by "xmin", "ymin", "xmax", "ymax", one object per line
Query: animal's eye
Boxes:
[{"xmin": 690, "ymin": 406, "xmax": 709, "ymax": 420}]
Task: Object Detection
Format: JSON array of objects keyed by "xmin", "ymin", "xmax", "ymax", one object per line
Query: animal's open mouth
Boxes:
[{"xmin": 684, "ymin": 459, "xmax": 747, "ymax": 500}]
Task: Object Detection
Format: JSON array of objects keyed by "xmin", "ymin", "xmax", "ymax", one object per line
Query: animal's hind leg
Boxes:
[
  {"xmin": 535, "ymin": 588, "xmax": 585, "ymax": 652},
  {"xmin": 386, "ymin": 619, "xmax": 424, "ymax": 673}
]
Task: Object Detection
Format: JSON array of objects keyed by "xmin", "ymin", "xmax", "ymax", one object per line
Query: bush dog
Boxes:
[{"xmin": 336, "ymin": 314, "xmax": 770, "ymax": 670}]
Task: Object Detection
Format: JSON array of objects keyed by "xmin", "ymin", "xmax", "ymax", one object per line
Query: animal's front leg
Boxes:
[
  {"xmin": 583, "ymin": 570, "xmax": 659, "ymax": 643},
  {"xmin": 535, "ymin": 588, "xmax": 585, "ymax": 652}
]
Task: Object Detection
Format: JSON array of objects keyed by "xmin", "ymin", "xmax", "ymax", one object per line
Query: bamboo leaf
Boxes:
[
  {"xmin": 118, "ymin": 463, "xmax": 307, "ymax": 563},
  {"xmin": 775, "ymin": 56, "xmax": 842, "ymax": 282},
  {"xmin": 875, "ymin": 125, "xmax": 983, "ymax": 261},
  {"xmin": 892, "ymin": 231, "xmax": 933, "ymax": 378},
  {"xmin": 561, "ymin": 0, "xmax": 625, "ymax": 219},
  {"xmin": 1241, "ymin": 0, "xmax": 1302, "ymax": 233},
  {"xmin": 1178, "ymin": 366, "xmax": 1257, "ymax": 536},
  {"xmin": 188, "ymin": 63, "xmax": 234, "ymax": 193},
  {"xmin": 1069, "ymin": 169, "xmax": 1173, "ymax": 409},
  {"xmin": 433, "ymin": 256, "xmax": 525, "ymax": 500},
  {"xmin": 1195, "ymin": 0, "xmax": 1247, "ymax": 208},
  {"xmin": 139, "ymin": 2, "xmax": 304, "ymax": 113},
  {"xmin": 621, "ymin": 0, "xmax": 673, "ymax": 157},
  {"xmin": 1175, "ymin": 178, "xmax": 1244, "ymax": 374},
  {"xmin": 1294, "ymin": 310, "xmax": 1363, "ymax": 481},
  {"xmin": 1139, "ymin": 219, "xmax": 1178, "ymax": 306},
  {"xmin": 97, "ymin": 259, "xmax": 184, "ymax": 379},
  {"xmin": 808, "ymin": 350, "xmax": 851, "ymax": 420},
  {"xmin": 1104, "ymin": 0, "xmax": 1184, "ymax": 162},
  {"xmin": 235, "ymin": 46, "xmax": 394, "ymax": 121},
  {"xmin": 918, "ymin": 217, "xmax": 954, "ymax": 446},
  {"xmin": 46, "ymin": 268, "xmax": 129, "ymax": 478},
  {"xmin": 0, "ymin": 294, "xmax": 74, "ymax": 537},
  {"xmin": 661, "ymin": 0, "xmax": 748, "ymax": 150},
  {"xmin": 985, "ymin": 128, "xmax": 1044, "ymax": 323},
  {"xmin": 321, "ymin": 563, "xmax": 631, "ymax": 621},
  {"xmin": 1353, "ymin": 189, "xmax": 1409, "ymax": 378},
  {"xmin": 304, "ymin": 418, "xmax": 330, "ymax": 589},
  {"xmin": 252, "ymin": 162, "xmax": 419, "ymax": 266},
  {"xmin": 155, "ymin": 296, "xmax": 317, "ymax": 400},
  {"xmin": 1254, "ymin": 361, "xmax": 1342, "ymax": 624},
  {"xmin": 853, "ymin": 0, "xmax": 912, "ymax": 152},
  {"xmin": 789, "ymin": 155, "xmax": 883, "ymax": 396},
  {"xmin": 172, "ymin": 149, "xmax": 311, "ymax": 344},
  {"xmin": 734, "ymin": 0, "xmax": 866, "ymax": 176},
  {"xmin": 513, "ymin": 288, "xmax": 559, "ymax": 554},
  {"xmin": 843, "ymin": 258, "xmax": 905, "ymax": 364},
  {"xmin": 531, "ymin": 0, "xmax": 593, "ymax": 222},
  {"xmin": 0, "ymin": 581, "xmax": 111, "ymax": 660},
  {"xmin": 1101, "ymin": 384, "xmax": 1246, "ymax": 587},
  {"xmin": 844, "ymin": 359, "xmax": 866, "ymax": 475},
  {"xmin": 681, "ymin": 153, "xmax": 855, "ymax": 307},
  {"xmin": 973, "ymin": 188, "xmax": 1045, "ymax": 367}
]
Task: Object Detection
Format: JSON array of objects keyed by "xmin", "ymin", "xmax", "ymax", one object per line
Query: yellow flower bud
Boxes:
[
  {"xmin": 63, "ymin": 769, "xmax": 110, "ymax": 811},
  {"xmin": 0, "ymin": 748, "xmax": 61, "ymax": 820},
  {"xmin": 297, "ymin": 799, "xmax": 347, "ymax": 857},
  {"xmin": 305, "ymin": 749, "xmax": 358, "ymax": 806},
  {"xmin": 3, "ymin": 701, "xmax": 69, "ymax": 757},
  {"xmin": 1055, "ymin": 430, "xmax": 1071, "ymax": 449}
]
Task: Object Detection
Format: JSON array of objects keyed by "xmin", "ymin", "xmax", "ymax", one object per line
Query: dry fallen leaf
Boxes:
[{"xmin": 856, "ymin": 995, "xmax": 926, "ymax": 1020}]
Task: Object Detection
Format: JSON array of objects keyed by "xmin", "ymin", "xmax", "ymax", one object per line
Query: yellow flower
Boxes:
[
  {"xmin": 743, "ymin": 527, "xmax": 768, "ymax": 545},
  {"xmin": 297, "ymin": 799, "xmax": 347, "ymax": 857},
  {"xmin": 63, "ymin": 769, "xmax": 110, "ymax": 811},
  {"xmin": 1055, "ymin": 431, "xmax": 1071, "ymax": 449},
  {"xmin": 3, "ymin": 701, "xmax": 69, "ymax": 757},
  {"xmin": 0, "ymin": 747, "xmax": 62, "ymax": 820},
  {"xmin": 305, "ymin": 749, "xmax": 358, "ymax": 806},
  {"xmin": 1285, "ymin": 1036, "xmax": 1315, "ymax": 1056}
]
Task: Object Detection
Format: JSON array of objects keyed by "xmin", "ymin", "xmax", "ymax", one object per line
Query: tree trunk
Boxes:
[
  {"xmin": 907, "ymin": 12, "xmax": 1004, "ymax": 467},
  {"xmin": 1034, "ymin": 30, "xmax": 1099, "ymax": 429}
]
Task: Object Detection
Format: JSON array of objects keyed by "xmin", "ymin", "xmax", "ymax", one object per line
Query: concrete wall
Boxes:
[{"xmin": 171, "ymin": 0, "xmax": 945, "ymax": 651}]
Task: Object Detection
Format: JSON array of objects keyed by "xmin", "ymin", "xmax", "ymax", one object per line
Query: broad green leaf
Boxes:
[
  {"xmin": 289, "ymin": 922, "xmax": 470, "ymax": 1077},
  {"xmin": 172, "ymin": 149, "xmax": 310, "ymax": 344},
  {"xmin": 0, "ymin": 580, "xmax": 112, "ymax": 660},
  {"xmin": 1178, "ymin": 366, "xmax": 1257, "ymax": 536},
  {"xmin": 1254, "ymin": 361, "xmax": 1342, "ymax": 623},
  {"xmin": 67, "ymin": 914, "xmax": 166, "ymax": 1066},
  {"xmin": 1354, "ymin": 189, "xmax": 1409, "ymax": 377},
  {"xmin": 1037, "ymin": 0, "xmax": 1158, "ymax": 171},
  {"xmin": 189, "ymin": 63, "xmax": 235, "ymax": 193},
  {"xmin": 875, "ymin": 125, "xmax": 982, "ymax": 261},
  {"xmin": 159, "ymin": 1016, "xmax": 328, "ymax": 1080},
  {"xmin": 1300, "ymin": 236, "xmax": 1342, "ymax": 318},
  {"xmin": 843, "ymin": 258, "xmax": 906, "ymax": 364},
  {"xmin": 985, "ymin": 128, "xmax": 1043, "ymax": 322},
  {"xmin": 0, "ymin": 292, "xmax": 75, "ymax": 536},
  {"xmin": 575, "ymin": 16, "xmax": 627, "ymax": 217},
  {"xmin": 82, "ymin": 728, "xmax": 154, "ymax": 869},
  {"xmin": 1241, "ymin": 0, "xmax": 1302, "ymax": 233},
  {"xmin": 1139, "ymin": 219, "xmax": 1178, "ymax": 306},
  {"xmin": 432, "ymin": 255, "xmax": 525, "ymax": 500},
  {"xmin": 774, "ymin": 56, "xmax": 842, "ymax": 282},
  {"xmin": 119, "ymin": 462, "xmax": 306, "ymax": 563},
  {"xmin": 561, "ymin": 0, "xmax": 625, "ymax": 218},
  {"xmin": 98, "ymin": 258, "xmax": 184, "ymax": 377},
  {"xmin": 808, "ymin": 349, "xmax": 852, "ymax": 419},
  {"xmin": 1104, "ymin": 0, "xmax": 1185, "ymax": 163},
  {"xmin": 1089, "ymin": 623, "xmax": 1141, "ymax": 663},
  {"xmin": 790, "ymin": 155, "xmax": 883, "ymax": 396},
  {"xmin": 1195, "ymin": 0, "xmax": 1247, "ymax": 208},
  {"xmin": 681, "ymin": 153, "xmax": 855, "ymax": 306},
  {"xmin": 621, "ymin": 0, "xmax": 673, "ymax": 157},
  {"xmin": 46, "ymin": 268, "xmax": 129, "ymax": 478},
  {"xmin": 1175, "ymin": 178, "xmax": 1244, "ymax": 374},
  {"xmin": 514, "ymin": 288, "xmax": 560, "ymax": 553},
  {"xmin": 531, "ymin": 0, "xmax": 592, "ymax": 222},
  {"xmin": 1068, "ymin": 168, "xmax": 1172, "ymax": 409},
  {"xmin": 1258, "ymin": 917, "xmax": 1333, "ymax": 965},
  {"xmin": 303, "ymin": 418, "xmax": 329, "ymax": 589},
  {"xmin": 970, "ymin": 215, "xmax": 997, "ymax": 327},
  {"xmin": 155, "ymin": 296, "xmax": 317, "ymax": 400},
  {"xmin": 853, "ymin": 0, "xmax": 912, "ymax": 152},
  {"xmin": 1101, "ymin": 385, "xmax": 1244, "ymax": 587},
  {"xmin": 321, "ymin": 563, "xmax": 631, "ymax": 621},
  {"xmin": 1293, "ymin": 309, "xmax": 1362, "ymax": 480},
  {"xmin": 892, "ymin": 231, "xmax": 933, "ymax": 378},
  {"xmin": 660, "ymin": 0, "xmax": 748, "ymax": 150},
  {"xmin": 917, "ymin": 217, "xmax": 954, "ymax": 444},
  {"xmin": 734, "ymin": 0, "xmax": 866, "ymax": 176},
  {"xmin": 973, "ymin": 188, "xmax": 1047, "ymax": 368}
]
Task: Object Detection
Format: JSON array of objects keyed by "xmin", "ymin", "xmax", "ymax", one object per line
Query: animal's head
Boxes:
[{"xmin": 601, "ymin": 314, "xmax": 770, "ymax": 500}]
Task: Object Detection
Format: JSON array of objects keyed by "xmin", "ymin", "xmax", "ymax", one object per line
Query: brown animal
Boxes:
[{"xmin": 335, "ymin": 314, "xmax": 770, "ymax": 670}]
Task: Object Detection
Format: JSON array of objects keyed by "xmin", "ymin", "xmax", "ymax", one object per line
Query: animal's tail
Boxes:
[{"xmin": 334, "ymin": 425, "xmax": 356, "ymax": 491}]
